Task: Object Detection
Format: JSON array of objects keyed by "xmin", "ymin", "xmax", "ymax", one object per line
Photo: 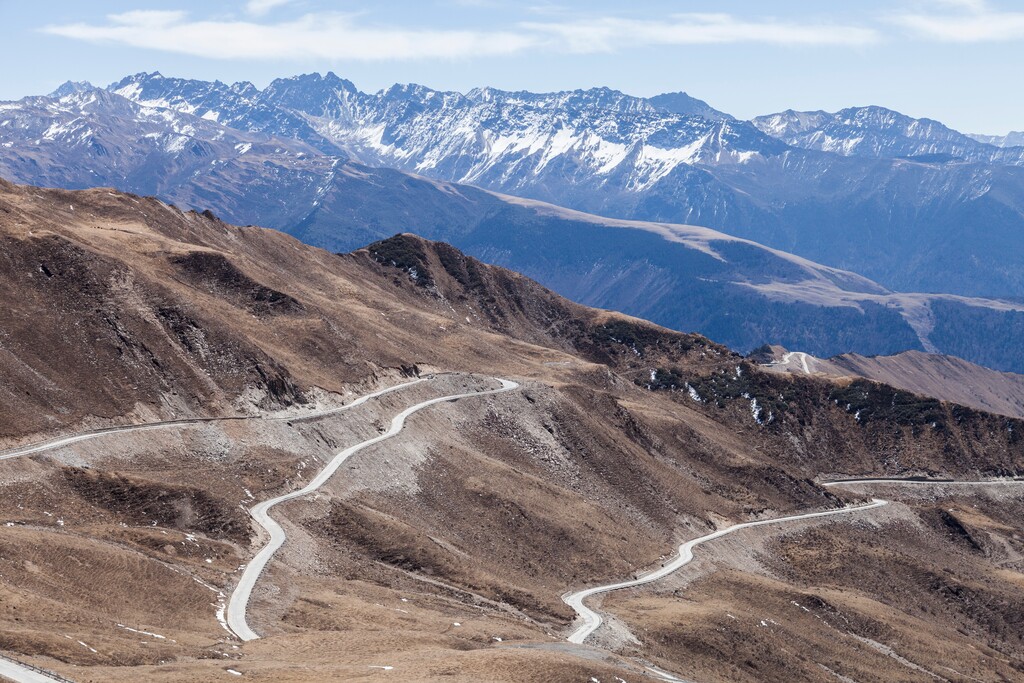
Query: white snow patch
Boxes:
[
  {"xmin": 750, "ymin": 398, "xmax": 763, "ymax": 424},
  {"xmin": 117, "ymin": 623, "xmax": 168, "ymax": 640},
  {"xmin": 165, "ymin": 135, "xmax": 190, "ymax": 154}
]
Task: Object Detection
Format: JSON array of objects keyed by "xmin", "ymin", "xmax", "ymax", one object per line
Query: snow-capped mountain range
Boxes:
[
  {"xmin": 94, "ymin": 72, "xmax": 1024, "ymax": 301},
  {"xmin": 107, "ymin": 71, "xmax": 766, "ymax": 194}
]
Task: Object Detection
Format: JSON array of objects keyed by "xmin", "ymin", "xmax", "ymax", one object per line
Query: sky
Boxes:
[{"xmin": 0, "ymin": 0, "xmax": 1021, "ymax": 134}]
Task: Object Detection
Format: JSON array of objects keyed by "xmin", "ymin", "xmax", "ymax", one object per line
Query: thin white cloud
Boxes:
[
  {"xmin": 246, "ymin": 0, "xmax": 293, "ymax": 17},
  {"xmin": 446, "ymin": 0, "xmax": 503, "ymax": 7},
  {"xmin": 42, "ymin": 10, "xmax": 538, "ymax": 61},
  {"xmin": 40, "ymin": 8, "xmax": 880, "ymax": 62},
  {"xmin": 108, "ymin": 10, "xmax": 189, "ymax": 28},
  {"xmin": 521, "ymin": 13, "xmax": 880, "ymax": 51},
  {"xmin": 926, "ymin": 0, "xmax": 988, "ymax": 10},
  {"xmin": 891, "ymin": 0, "xmax": 1024, "ymax": 42}
]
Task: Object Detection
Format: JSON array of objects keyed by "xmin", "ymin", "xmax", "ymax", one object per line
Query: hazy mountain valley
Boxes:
[{"xmin": 5, "ymin": 79, "xmax": 1024, "ymax": 371}]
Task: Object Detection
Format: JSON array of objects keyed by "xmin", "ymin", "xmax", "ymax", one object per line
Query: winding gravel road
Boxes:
[
  {"xmin": 564, "ymin": 499, "xmax": 888, "ymax": 644},
  {"xmin": 2, "ymin": 370, "xmax": 1020, "ymax": 682},
  {"xmin": 226, "ymin": 377, "xmax": 519, "ymax": 641},
  {"xmin": 0, "ymin": 375, "xmax": 430, "ymax": 683},
  {"xmin": 774, "ymin": 351, "xmax": 812, "ymax": 374},
  {"xmin": 564, "ymin": 475, "xmax": 1024, "ymax": 647},
  {"xmin": 0, "ymin": 378, "xmax": 427, "ymax": 463}
]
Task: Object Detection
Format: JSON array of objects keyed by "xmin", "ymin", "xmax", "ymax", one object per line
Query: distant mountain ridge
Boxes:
[
  {"xmin": 751, "ymin": 106, "xmax": 1024, "ymax": 164},
  {"xmin": 969, "ymin": 131, "xmax": 1024, "ymax": 148},
  {"xmin": 95, "ymin": 71, "xmax": 1024, "ymax": 300}
]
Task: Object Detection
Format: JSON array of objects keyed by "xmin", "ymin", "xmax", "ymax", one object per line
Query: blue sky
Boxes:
[{"xmin": 1, "ymin": 0, "xmax": 1021, "ymax": 133}]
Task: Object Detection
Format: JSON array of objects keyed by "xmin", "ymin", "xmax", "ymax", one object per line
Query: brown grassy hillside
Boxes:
[{"xmin": 0, "ymin": 180, "xmax": 1021, "ymax": 682}]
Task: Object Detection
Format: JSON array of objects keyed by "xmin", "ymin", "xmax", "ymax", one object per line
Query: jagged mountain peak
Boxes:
[
  {"xmin": 832, "ymin": 105, "xmax": 946, "ymax": 130},
  {"xmin": 378, "ymin": 81, "xmax": 462, "ymax": 103},
  {"xmin": 109, "ymin": 71, "xmax": 167, "ymax": 91},
  {"xmin": 262, "ymin": 72, "xmax": 361, "ymax": 120},
  {"xmin": 33, "ymin": 86, "xmax": 144, "ymax": 118},
  {"xmin": 646, "ymin": 91, "xmax": 733, "ymax": 121},
  {"xmin": 48, "ymin": 80, "xmax": 97, "ymax": 99},
  {"xmin": 266, "ymin": 71, "xmax": 358, "ymax": 92}
]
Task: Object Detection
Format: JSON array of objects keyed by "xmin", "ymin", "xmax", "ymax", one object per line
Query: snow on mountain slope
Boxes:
[
  {"xmin": 108, "ymin": 72, "xmax": 346, "ymax": 155},
  {"xmin": 108, "ymin": 72, "xmax": 786, "ymax": 194}
]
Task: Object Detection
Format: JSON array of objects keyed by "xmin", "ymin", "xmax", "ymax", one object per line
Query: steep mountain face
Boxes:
[
  {"xmin": 5, "ymin": 86, "xmax": 1024, "ymax": 370},
  {"xmin": 96, "ymin": 72, "xmax": 1024, "ymax": 299},
  {"xmin": 751, "ymin": 106, "xmax": 1024, "ymax": 164},
  {"xmin": 48, "ymin": 80, "xmax": 94, "ymax": 98},
  {"xmin": 0, "ymin": 182, "xmax": 1022, "ymax": 682}
]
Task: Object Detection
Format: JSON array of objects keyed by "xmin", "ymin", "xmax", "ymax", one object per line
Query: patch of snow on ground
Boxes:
[
  {"xmin": 117, "ymin": 624, "xmax": 169, "ymax": 640},
  {"xmin": 750, "ymin": 398, "xmax": 763, "ymax": 424},
  {"xmin": 165, "ymin": 134, "xmax": 190, "ymax": 154}
]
